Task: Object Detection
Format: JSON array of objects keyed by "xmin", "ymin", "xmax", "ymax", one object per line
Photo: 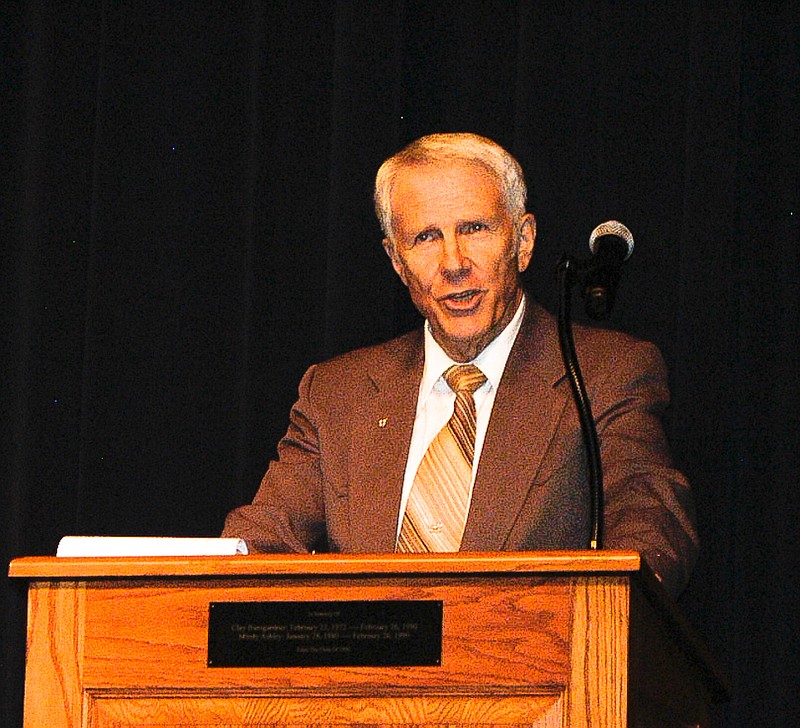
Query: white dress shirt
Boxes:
[{"xmin": 396, "ymin": 297, "xmax": 526, "ymax": 538}]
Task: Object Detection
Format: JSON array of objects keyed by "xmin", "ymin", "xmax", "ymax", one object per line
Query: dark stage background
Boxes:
[{"xmin": 2, "ymin": 1, "xmax": 798, "ymax": 725}]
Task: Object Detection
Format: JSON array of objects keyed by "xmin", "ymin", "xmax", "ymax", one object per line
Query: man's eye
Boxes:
[
  {"xmin": 463, "ymin": 221, "xmax": 488, "ymax": 234},
  {"xmin": 413, "ymin": 230, "xmax": 438, "ymax": 244}
]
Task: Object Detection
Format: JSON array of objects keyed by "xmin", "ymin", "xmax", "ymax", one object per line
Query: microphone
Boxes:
[{"xmin": 582, "ymin": 220, "xmax": 634, "ymax": 319}]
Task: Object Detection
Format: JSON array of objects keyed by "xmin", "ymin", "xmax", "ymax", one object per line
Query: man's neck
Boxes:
[{"xmin": 423, "ymin": 295, "xmax": 526, "ymax": 383}]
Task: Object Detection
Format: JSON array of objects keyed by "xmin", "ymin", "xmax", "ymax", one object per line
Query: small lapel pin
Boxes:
[{"xmin": 378, "ymin": 417, "xmax": 388, "ymax": 428}]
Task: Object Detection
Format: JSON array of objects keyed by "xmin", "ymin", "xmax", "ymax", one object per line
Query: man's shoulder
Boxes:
[
  {"xmin": 310, "ymin": 327, "xmax": 424, "ymax": 382},
  {"xmin": 572, "ymin": 321, "xmax": 665, "ymax": 381},
  {"xmin": 522, "ymin": 298, "xmax": 664, "ymax": 375}
]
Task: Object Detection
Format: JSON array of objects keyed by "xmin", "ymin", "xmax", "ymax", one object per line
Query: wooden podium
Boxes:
[{"xmin": 9, "ymin": 551, "xmax": 726, "ymax": 727}]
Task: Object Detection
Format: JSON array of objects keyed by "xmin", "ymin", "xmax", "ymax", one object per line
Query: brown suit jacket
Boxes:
[{"xmin": 223, "ymin": 300, "xmax": 698, "ymax": 597}]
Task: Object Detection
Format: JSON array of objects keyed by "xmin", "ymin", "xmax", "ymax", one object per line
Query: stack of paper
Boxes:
[{"xmin": 56, "ymin": 536, "xmax": 248, "ymax": 557}]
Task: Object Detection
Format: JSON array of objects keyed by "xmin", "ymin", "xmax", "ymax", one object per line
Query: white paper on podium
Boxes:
[{"xmin": 56, "ymin": 536, "xmax": 248, "ymax": 557}]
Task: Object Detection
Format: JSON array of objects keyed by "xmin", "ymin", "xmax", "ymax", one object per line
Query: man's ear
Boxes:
[
  {"xmin": 382, "ymin": 237, "xmax": 408, "ymax": 285},
  {"xmin": 516, "ymin": 213, "xmax": 536, "ymax": 273}
]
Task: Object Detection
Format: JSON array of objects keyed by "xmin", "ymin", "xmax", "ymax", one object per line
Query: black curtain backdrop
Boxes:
[{"xmin": 2, "ymin": 2, "xmax": 798, "ymax": 725}]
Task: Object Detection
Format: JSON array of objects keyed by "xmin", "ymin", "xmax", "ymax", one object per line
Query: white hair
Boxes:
[{"xmin": 374, "ymin": 132, "xmax": 528, "ymax": 240}]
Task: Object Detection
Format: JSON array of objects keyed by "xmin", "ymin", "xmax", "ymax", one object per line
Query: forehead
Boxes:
[{"xmin": 390, "ymin": 160, "xmax": 505, "ymax": 229}]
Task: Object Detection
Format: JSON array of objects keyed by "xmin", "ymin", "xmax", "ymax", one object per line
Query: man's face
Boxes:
[{"xmin": 383, "ymin": 160, "xmax": 535, "ymax": 362}]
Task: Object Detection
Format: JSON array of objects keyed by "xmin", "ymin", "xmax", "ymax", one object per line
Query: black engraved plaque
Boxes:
[{"xmin": 207, "ymin": 600, "xmax": 443, "ymax": 668}]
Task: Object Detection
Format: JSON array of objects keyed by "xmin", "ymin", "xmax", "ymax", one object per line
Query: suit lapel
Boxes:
[
  {"xmin": 343, "ymin": 302, "xmax": 568, "ymax": 554},
  {"xmin": 346, "ymin": 332, "xmax": 424, "ymax": 552},
  {"xmin": 461, "ymin": 302, "xmax": 570, "ymax": 551}
]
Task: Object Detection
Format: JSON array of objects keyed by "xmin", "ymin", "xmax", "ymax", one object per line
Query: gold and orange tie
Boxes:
[{"xmin": 397, "ymin": 364, "xmax": 487, "ymax": 552}]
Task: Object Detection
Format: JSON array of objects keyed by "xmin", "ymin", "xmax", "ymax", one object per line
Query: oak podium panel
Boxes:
[{"xmin": 9, "ymin": 551, "xmax": 726, "ymax": 727}]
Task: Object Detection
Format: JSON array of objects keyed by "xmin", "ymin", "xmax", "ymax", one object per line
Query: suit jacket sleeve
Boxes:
[
  {"xmin": 585, "ymin": 334, "xmax": 698, "ymax": 597},
  {"xmin": 222, "ymin": 364, "xmax": 328, "ymax": 553}
]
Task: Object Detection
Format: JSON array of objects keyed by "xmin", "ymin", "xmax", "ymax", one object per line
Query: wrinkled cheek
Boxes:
[
  {"xmin": 402, "ymin": 269, "xmax": 431, "ymax": 298},
  {"xmin": 406, "ymin": 281, "xmax": 433, "ymax": 314}
]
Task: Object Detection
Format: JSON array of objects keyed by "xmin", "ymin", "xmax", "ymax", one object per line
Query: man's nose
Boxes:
[{"xmin": 440, "ymin": 233, "xmax": 469, "ymax": 272}]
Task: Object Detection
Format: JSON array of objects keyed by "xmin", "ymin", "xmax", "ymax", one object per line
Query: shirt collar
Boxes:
[{"xmin": 419, "ymin": 295, "xmax": 526, "ymax": 401}]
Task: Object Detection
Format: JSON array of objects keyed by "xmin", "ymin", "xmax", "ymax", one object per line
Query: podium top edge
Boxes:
[{"xmin": 9, "ymin": 550, "xmax": 642, "ymax": 580}]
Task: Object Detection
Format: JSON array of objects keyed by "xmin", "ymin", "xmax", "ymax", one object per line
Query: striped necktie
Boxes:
[{"xmin": 397, "ymin": 364, "xmax": 487, "ymax": 552}]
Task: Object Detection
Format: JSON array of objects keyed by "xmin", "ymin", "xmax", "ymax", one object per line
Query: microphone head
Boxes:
[{"xmin": 589, "ymin": 220, "xmax": 634, "ymax": 260}]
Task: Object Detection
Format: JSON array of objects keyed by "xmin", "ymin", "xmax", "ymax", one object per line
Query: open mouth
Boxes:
[{"xmin": 440, "ymin": 289, "xmax": 484, "ymax": 312}]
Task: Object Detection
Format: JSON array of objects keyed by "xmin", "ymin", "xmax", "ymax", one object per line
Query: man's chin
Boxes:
[{"xmin": 430, "ymin": 323, "xmax": 492, "ymax": 362}]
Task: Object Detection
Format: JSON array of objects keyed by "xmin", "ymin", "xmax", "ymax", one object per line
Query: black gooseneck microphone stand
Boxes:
[{"xmin": 556, "ymin": 254, "xmax": 604, "ymax": 550}]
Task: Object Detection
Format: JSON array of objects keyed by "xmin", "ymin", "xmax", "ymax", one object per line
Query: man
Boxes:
[{"xmin": 222, "ymin": 133, "xmax": 698, "ymax": 598}]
